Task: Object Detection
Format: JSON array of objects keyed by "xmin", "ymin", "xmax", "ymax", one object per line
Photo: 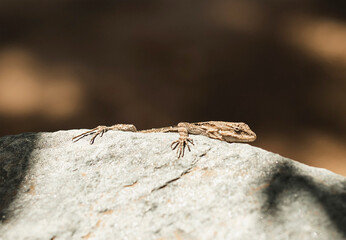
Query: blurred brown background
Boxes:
[{"xmin": 0, "ymin": 0, "xmax": 345, "ymax": 175}]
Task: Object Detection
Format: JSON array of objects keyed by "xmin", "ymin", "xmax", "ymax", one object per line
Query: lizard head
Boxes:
[{"xmin": 221, "ymin": 122, "xmax": 257, "ymax": 142}]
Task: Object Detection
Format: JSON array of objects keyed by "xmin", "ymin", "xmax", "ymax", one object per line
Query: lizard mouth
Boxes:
[{"xmin": 223, "ymin": 132, "xmax": 257, "ymax": 142}]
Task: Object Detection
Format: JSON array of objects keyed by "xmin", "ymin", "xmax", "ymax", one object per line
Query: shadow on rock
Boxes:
[
  {"xmin": 262, "ymin": 162, "xmax": 346, "ymax": 237},
  {"xmin": 0, "ymin": 133, "xmax": 37, "ymax": 223}
]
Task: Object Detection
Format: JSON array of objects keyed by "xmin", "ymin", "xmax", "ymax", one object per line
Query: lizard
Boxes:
[{"xmin": 72, "ymin": 121, "xmax": 257, "ymax": 158}]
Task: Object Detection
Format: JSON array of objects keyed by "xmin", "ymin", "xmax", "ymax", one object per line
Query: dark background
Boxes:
[{"xmin": 0, "ymin": 0, "xmax": 345, "ymax": 175}]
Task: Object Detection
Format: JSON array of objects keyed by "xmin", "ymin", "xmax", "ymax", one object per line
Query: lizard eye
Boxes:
[{"xmin": 234, "ymin": 128, "xmax": 242, "ymax": 134}]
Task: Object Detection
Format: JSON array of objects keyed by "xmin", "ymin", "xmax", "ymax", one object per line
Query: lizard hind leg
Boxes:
[{"xmin": 72, "ymin": 124, "xmax": 137, "ymax": 144}]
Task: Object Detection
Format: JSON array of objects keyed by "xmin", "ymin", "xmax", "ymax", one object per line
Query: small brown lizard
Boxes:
[{"xmin": 72, "ymin": 121, "xmax": 256, "ymax": 158}]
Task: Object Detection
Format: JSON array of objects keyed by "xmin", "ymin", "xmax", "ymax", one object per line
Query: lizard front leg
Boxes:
[
  {"xmin": 72, "ymin": 124, "xmax": 137, "ymax": 144},
  {"xmin": 171, "ymin": 122, "xmax": 194, "ymax": 158}
]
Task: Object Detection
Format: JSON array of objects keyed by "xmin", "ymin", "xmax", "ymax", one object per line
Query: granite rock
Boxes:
[{"xmin": 0, "ymin": 130, "xmax": 345, "ymax": 240}]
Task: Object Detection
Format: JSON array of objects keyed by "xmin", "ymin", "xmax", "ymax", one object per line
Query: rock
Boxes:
[{"xmin": 0, "ymin": 130, "xmax": 345, "ymax": 240}]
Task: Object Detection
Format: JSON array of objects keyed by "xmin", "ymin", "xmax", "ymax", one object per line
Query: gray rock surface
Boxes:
[{"xmin": 0, "ymin": 130, "xmax": 345, "ymax": 240}]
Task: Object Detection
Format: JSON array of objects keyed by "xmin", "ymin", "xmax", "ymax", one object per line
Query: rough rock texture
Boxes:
[{"xmin": 0, "ymin": 130, "xmax": 345, "ymax": 240}]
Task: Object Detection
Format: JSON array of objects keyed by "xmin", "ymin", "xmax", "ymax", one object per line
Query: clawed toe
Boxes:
[
  {"xmin": 72, "ymin": 126, "xmax": 109, "ymax": 144},
  {"xmin": 171, "ymin": 137, "xmax": 194, "ymax": 158}
]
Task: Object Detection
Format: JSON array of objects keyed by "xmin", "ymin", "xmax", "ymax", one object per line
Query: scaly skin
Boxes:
[{"xmin": 72, "ymin": 121, "xmax": 256, "ymax": 158}]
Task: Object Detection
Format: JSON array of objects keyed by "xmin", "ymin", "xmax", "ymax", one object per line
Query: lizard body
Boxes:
[{"xmin": 72, "ymin": 121, "xmax": 256, "ymax": 158}]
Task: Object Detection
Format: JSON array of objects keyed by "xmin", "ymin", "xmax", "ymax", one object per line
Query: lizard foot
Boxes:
[
  {"xmin": 72, "ymin": 126, "xmax": 110, "ymax": 144},
  {"xmin": 171, "ymin": 137, "xmax": 194, "ymax": 158}
]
